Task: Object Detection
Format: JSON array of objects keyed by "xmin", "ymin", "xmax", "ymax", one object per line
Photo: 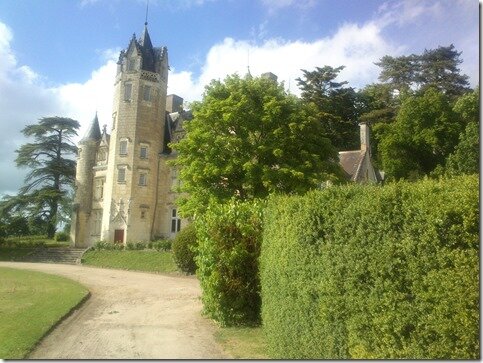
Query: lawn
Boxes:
[
  {"xmin": 0, "ymin": 247, "xmax": 37, "ymax": 261},
  {"xmin": 0, "ymin": 236, "xmax": 70, "ymax": 262},
  {"xmin": 82, "ymin": 249, "xmax": 178, "ymax": 274},
  {"xmin": 0, "ymin": 267, "xmax": 89, "ymax": 359},
  {"xmin": 215, "ymin": 326, "xmax": 269, "ymax": 359}
]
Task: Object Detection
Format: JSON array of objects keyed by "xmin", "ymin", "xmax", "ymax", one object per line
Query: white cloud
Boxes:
[
  {"xmin": 53, "ymin": 59, "xmax": 117, "ymax": 139},
  {"xmin": 168, "ymin": 20, "xmax": 398, "ymax": 102},
  {"xmin": 0, "ymin": 21, "xmax": 117, "ymax": 195}
]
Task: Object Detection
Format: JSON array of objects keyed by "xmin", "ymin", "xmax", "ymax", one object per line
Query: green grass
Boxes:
[
  {"xmin": 0, "ymin": 267, "xmax": 89, "ymax": 359},
  {"xmin": 3, "ymin": 235, "xmax": 69, "ymax": 248},
  {"xmin": 215, "ymin": 326, "xmax": 269, "ymax": 359},
  {"xmin": 82, "ymin": 249, "xmax": 178, "ymax": 274},
  {"xmin": 0, "ymin": 248, "xmax": 38, "ymax": 261}
]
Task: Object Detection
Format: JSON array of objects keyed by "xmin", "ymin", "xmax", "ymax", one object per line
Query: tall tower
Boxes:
[
  {"xmin": 71, "ymin": 115, "xmax": 101, "ymax": 247},
  {"xmin": 101, "ymin": 24, "xmax": 169, "ymax": 243}
]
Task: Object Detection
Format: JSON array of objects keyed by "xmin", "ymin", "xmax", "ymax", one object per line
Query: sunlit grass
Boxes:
[{"xmin": 0, "ymin": 267, "xmax": 88, "ymax": 359}]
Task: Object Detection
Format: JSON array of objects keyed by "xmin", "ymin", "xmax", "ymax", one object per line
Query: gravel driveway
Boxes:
[{"xmin": 0, "ymin": 262, "xmax": 229, "ymax": 359}]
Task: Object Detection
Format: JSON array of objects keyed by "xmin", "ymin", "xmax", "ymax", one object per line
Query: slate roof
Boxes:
[
  {"xmin": 81, "ymin": 113, "xmax": 101, "ymax": 142},
  {"xmin": 162, "ymin": 110, "xmax": 192, "ymax": 154},
  {"xmin": 338, "ymin": 150, "xmax": 366, "ymax": 182},
  {"xmin": 138, "ymin": 25, "xmax": 156, "ymax": 72}
]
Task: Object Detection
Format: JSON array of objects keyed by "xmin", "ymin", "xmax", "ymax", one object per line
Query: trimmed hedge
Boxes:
[
  {"xmin": 261, "ymin": 175, "xmax": 479, "ymax": 359},
  {"xmin": 196, "ymin": 199, "xmax": 264, "ymax": 326},
  {"xmin": 172, "ymin": 223, "xmax": 197, "ymax": 274}
]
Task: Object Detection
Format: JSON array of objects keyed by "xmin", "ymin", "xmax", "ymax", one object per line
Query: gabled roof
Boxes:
[
  {"xmin": 162, "ymin": 110, "xmax": 192, "ymax": 154},
  {"xmin": 338, "ymin": 150, "xmax": 366, "ymax": 182},
  {"xmin": 80, "ymin": 113, "xmax": 101, "ymax": 143}
]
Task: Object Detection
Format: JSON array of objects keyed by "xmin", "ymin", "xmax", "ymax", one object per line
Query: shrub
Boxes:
[
  {"xmin": 172, "ymin": 223, "xmax": 197, "ymax": 274},
  {"xmin": 261, "ymin": 175, "xmax": 479, "ymax": 359},
  {"xmin": 126, "ymin": 241, "xmax": 146, "ymax": 250},
  {"xmin": 196, "ymin": 199, "xmax": 264, "ymax": 326},
  {"xmin": 93, "ymin": 241, "xmax": 123, "ymax": 250},
  {"xmin": 54, "ymin": 231, "xmax": 69, "ymax": 242},
  {"xmin": 152, "ymin": 239, "xmax": 172, "ymax": 251}
]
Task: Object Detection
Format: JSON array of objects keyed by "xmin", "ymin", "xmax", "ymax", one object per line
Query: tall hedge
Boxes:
[
  {"xmin": 261, "ymin": 175, "xmax": 479, "ymax": 359},
  {"xmin": 195, "ymin": 199, "xmax": 264, "ymax": 326}
]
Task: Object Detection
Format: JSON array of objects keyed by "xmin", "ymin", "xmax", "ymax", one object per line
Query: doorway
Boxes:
[{"xmin": 114, "ymin": 229, "xmax": 124, "ymax": 244}]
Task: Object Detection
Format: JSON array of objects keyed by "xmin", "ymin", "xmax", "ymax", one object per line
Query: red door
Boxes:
[{"xmin": 114, "ymin": 229, "xmax": 124, "ymax": 244}]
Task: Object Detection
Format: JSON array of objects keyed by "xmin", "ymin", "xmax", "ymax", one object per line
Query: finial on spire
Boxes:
[
  {"xmin": 145, "ymin": 0, "xmax": 149, "ymax": 26},
  {"xmin": 247, "ymin": 48, "xmax": 252, "ymax": 77}
]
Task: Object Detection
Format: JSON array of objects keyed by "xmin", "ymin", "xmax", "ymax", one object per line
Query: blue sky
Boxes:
[{"xmin": 0, "ymin": 0, "xmax": 479, "ymax": 196}]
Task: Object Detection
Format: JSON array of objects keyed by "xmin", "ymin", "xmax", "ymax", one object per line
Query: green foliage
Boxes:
[
  {"xmin": 444, "ymin": 88, "xmax": 480, "ymax": 176},
  {"xmin": 196, "ymin": 199, "xmax": 264, "ymax": 326},
  {"xmin": 81, "ymin": 250, "xmax": 177, "ymax": 274},
  {"xmin": 93, "ymin": 240, "xmax": 124, "ymax": 250},
  {"xmin": 445, "ymin": 121, "xmax": 479, "ymax": 176},
  {"xmin": 171, "ymin": 223, "xmax": 197, "ymax": 274},
  {"xmin": 261, "ymin": 175, "xmax": 479, "ymax": 359},
  {"xmin": 171, "ymin": 74, "xmax": 343, "ymax": 217},
  {"xmin": 54, "ymin": 231, "xmax": 69, "ymax": 242},
  {"xmin": 296, "ymin": 66, "xmax": 360, "ymax": 150},
  {"xmin": 4, "ymin": 215, "xmax": 30, "ymax": 237},
  {"xmin": 379, "ymin": 88, "xmax": 463, "ymax": 180},
  {"xmin": 375, "ymin": 45, "xmax": 470, "ymax": 97},
  {"xmin": 125, "ymin": 241, "xmax": 146, "ymax": 250},
  {"xmin": 151, "ymin": 239, "xmax": 172, "ymax": 251},
  {"xmin": 0, "ymin": 117, "xmax": 79, "ymax": 238}
]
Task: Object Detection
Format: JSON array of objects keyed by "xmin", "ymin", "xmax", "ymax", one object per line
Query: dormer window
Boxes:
[{"xmin": 128, "ymin": 58, "xmax": 136, "ymax": 71}]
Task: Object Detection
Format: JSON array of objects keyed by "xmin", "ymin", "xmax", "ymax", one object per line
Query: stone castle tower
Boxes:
[{"xmin": 71, "ymin": 23, "xmax": 189, "ymax": 247}]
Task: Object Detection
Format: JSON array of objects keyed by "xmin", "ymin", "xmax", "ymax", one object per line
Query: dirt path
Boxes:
[{"xmin": 0, "ymin": 262, "xmax": 229, "ymax": 359}]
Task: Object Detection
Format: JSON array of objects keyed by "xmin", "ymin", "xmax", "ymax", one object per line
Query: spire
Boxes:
[
  {"xmin": 139, "ymin": 23, "xmax": 153, "ymax": 50},
  {"xmin": 81, "ymin": 112, "xmax": 101, "ymax": 142}
]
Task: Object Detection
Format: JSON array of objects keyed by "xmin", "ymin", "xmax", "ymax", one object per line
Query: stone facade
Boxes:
[{"xmin": 71, "ymin": 25, "xmax": 189, "ymax": 247}]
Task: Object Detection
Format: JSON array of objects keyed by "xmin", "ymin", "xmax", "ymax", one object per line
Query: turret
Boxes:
[
  {"xmin": 101, "ymin": 24, "xmax": 169, "ymax": 244},
  {"xmin": 71, "ymin": 114, "xmax": 101, "ymax": 247}
]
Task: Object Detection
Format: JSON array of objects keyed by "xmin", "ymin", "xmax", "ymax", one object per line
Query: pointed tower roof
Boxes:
[
  {"xmin": 81, "ymin": 113, "xmax": 101, "ymax": 142},
  {"xmin": 139, "ymin": 24, "xmax": 156, "ymax": 72},
  {"xmin": 139, "ymin": 23, "xmax": 153, "ymax": 50}
]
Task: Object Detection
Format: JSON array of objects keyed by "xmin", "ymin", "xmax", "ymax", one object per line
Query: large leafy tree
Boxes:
[
  {"xmin": 445, "ymin": 87, "xmax": 480, "ymax": 176},
  {"xmin": 0, "ymin": 117, "xmax": 79, "ymax": 238},
  {"xmin": 375, "ymin": 45, "xmax": 470, "ymax": 98},
  {"xmin": 379, "ymin": 88, "xmax": 464, "ymax": 180},
  {"xmin": 296, "ymin": 66, "xmax": 360, "ymax": 150},
  {"xmin": 172, "ymin": 74, "xmax": 344, "ymax": 217}
]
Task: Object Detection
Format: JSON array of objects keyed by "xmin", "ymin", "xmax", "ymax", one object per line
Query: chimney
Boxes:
[
  {"xmin": 261, "ymin": 72, "xmax": 278, "ymax": 82},
  {"xmin": 166, "ymin": 94, "xmax": 184, "ymax": 113},
  {"xmin": 359, "ymin": 122, "xmax": 370, "ymax": 153}
]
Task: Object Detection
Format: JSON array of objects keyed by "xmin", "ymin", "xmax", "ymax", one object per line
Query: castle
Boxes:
[
  {"xmin": 70, "ymin": 24, "xmax": 190, "ymax": 247},
  {"xmin": 70, "ymin": 23, "xmax": 381, "ymax": 248}
]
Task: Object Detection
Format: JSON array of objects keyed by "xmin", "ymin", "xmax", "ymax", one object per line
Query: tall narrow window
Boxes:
[
  {"xmin": 140, "ymin": 146, "xmax": 148, "ymax": 159},
  {"xmin": 171, "ymin": 208, "xmax": 181, "ymax": 233},
  {"xmin": 139, "ymin": 173, "xmax": 147, "ymax": 186},
  {"xmin": 92, "ymin": 209, "xmax": 102, "ymax": 236},
  {"xmin": 118, "ymin": 168, "xmax": 126, "ymax": 183},
  {"xmin": 94, "ymin": 178, "xmax": 105, "ymax": 200},
  {"xmin": 119, "ymin": 140, "xmax": 128, "ymax": 155},
  {"xmin": 112, "ymin": 112, "xmax": 117, "ymax": 130},
  {"xmin": 124, "ymin": 83, "xmax": 132, "ymax": 101},
  {"xmin": 143, "ymin": 85, "xmax": 152, "ymax": 101}
]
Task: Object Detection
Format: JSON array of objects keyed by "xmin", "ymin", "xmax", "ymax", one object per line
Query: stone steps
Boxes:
[{"xmin": 24, "ymin": 247, "xmax": 88, "ymax": 265}]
